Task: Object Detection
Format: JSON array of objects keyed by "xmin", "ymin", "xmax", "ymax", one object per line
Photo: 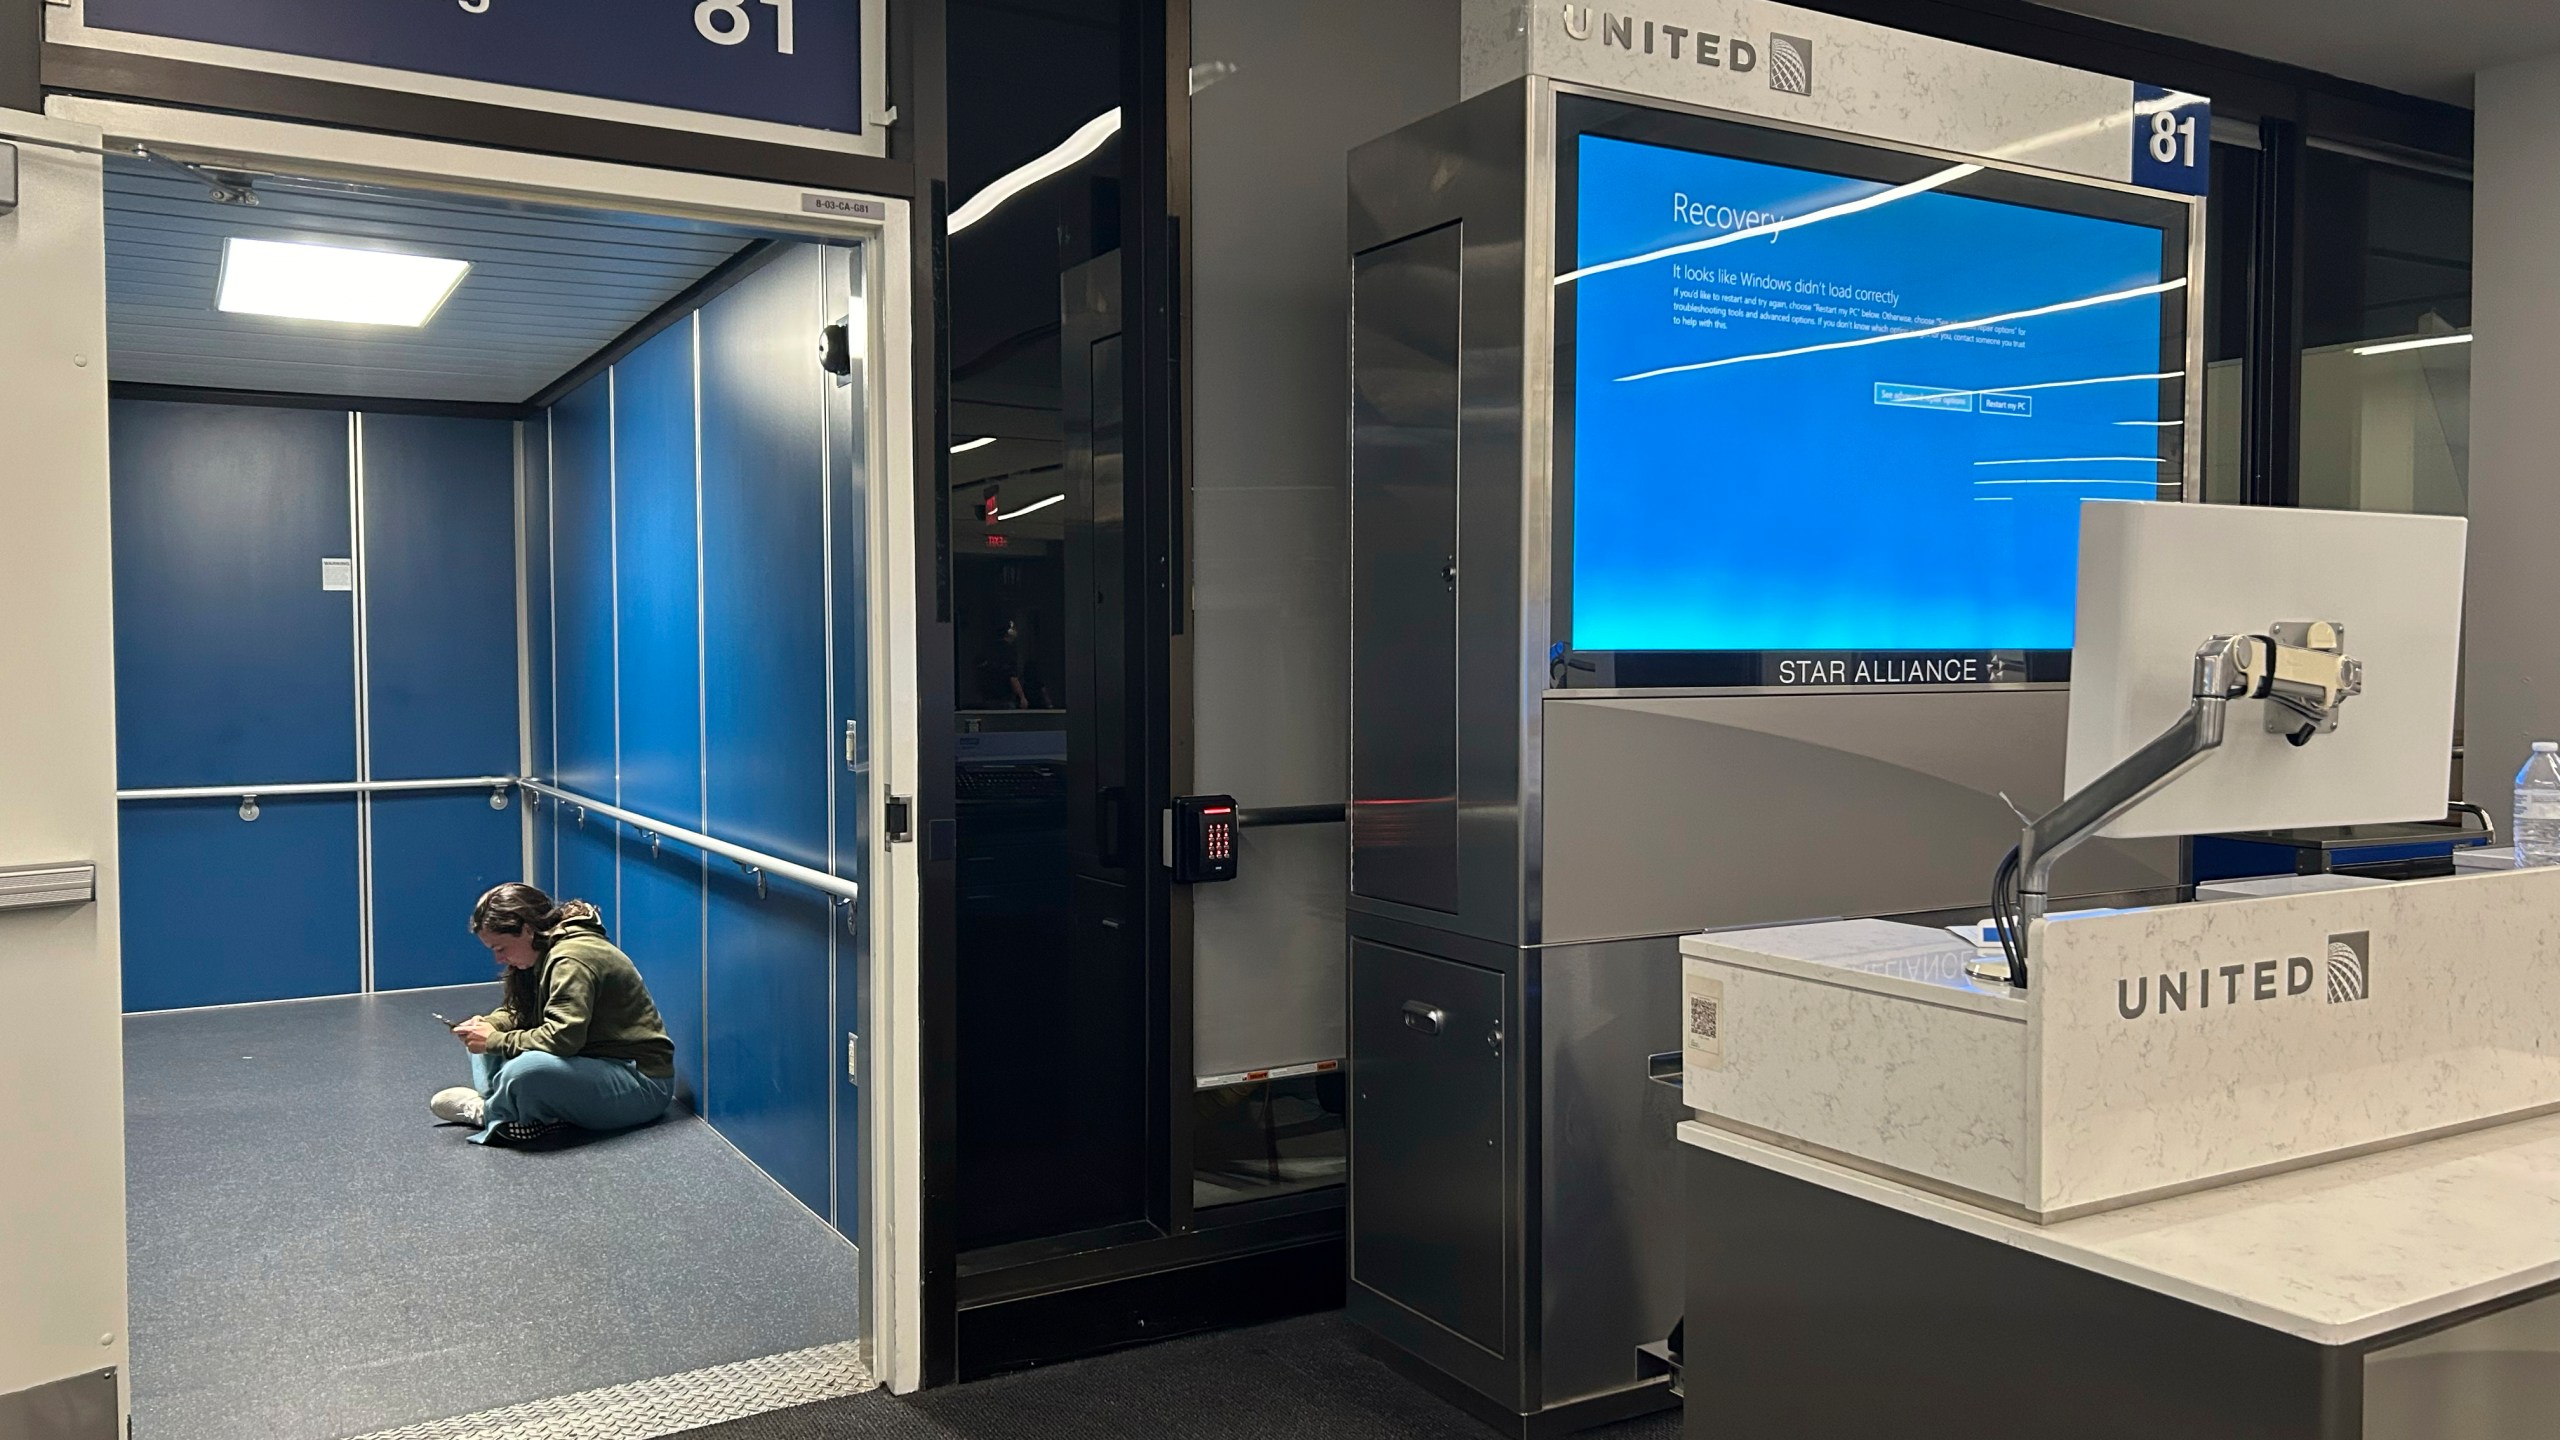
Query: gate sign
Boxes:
[
  {"xmin": 81, "ymin": 0, "xmax": 866, "ymax": 136},
  {"xmin": 2131, "ymin": 83, "xmax": 2212, "ymax": 197}
]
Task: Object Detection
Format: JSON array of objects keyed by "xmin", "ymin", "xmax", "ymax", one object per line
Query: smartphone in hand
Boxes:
[{"xmin": 431, "ymin": 1012, "xmax": 461, "ymax": 1031}]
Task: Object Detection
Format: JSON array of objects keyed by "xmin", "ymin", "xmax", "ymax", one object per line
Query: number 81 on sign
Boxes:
[
  {"xmin": 695, "ymin": 0, "xmax": 796, "ymax": 53},
  {"xmin": 2131, "ymin": 84, "xmax": 2211, "ymax": 196}
]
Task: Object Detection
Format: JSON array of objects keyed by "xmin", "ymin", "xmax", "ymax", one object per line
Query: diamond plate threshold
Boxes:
[{"xmin": 341, "ymin": 1341, "xmax": 874, "ymax": 1440}]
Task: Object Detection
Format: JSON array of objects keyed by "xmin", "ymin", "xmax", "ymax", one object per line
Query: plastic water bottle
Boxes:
[{"xmin": 2517, "ymin": 742, "xmax": 2560, "ymax": 868}]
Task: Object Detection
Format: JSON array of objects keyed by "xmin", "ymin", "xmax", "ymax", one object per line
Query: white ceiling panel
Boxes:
[{"xmin": 105, "ymin": 159, "xmax": 763, "ymax": 404}]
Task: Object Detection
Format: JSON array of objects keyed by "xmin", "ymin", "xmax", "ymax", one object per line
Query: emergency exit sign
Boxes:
[{"xmin": 78, "ymin": 0, "xmax": 867, "ymax": 135}]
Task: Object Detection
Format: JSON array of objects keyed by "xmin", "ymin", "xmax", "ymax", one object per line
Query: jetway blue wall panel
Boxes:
[
  {"xmin": 612, "ymin": 324, "xmax": 702, "ymax": 823},
  {"xmin": 824, "ymin": 246, "xmax": 871, "ymax": 1239},
  {"xmin": 514, "ymin": 243, "xmax": 848, "ymax": 1212},
  {"xmin": 554, "ymin": 812, "xmax": 622, "ymax": 932},
  {"xmin": 120, "ymin": 797, "xmax": 361, "ymax": 1011},
  {"xmin": 110, "ymin": 400, "xmax": 355, "ymax": 788},
  {"xmin": 372, "ymin": 791, "xmax": 522, "ymax": 991},
  {"xmin": 361, "ymin": 412, "xmax": 521, "ymax": 781},
  {"xmin": 552, "ymin": 378, "xmax": 620, "ymax": 923},
  {"xmin": 701, "ymin": 249, "xmax": 830, "ymax": 870},
  {"xmin": 706, "ymin": 877, "xmax": 836, "ymax": 1214},
  {"xmin": 619, "ymin": 840, "xmax": 708, "ymax": 1104},
  {"xmin": 552, "ymin": 377, "xmax": 618, "ymax": 804},
  {"xmin": 612, "ymin": 323, "xmax": 708, "ymax": 1103},
  {"xmin": 522, "ymin": 421, "xmax": 556, "ymax": 891},
  {"xmin": 700, "ymin": 247, "xmax": 835, "ymax": 1214}
]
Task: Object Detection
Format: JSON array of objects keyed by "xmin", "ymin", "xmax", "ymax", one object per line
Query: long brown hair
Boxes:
[{"xmin": 469, "ymin": 883, "xmax": 600, "ymax": 1019}]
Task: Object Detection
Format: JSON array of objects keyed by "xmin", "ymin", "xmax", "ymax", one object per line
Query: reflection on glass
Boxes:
[
  {"xmin": 948, "ymin": 0, "xmax": 1138, "ymax": 1255},
  {"xmin": 2298, "ymin": 335, "xmax": 2468, "ymax": 517},
  {"xmin": 1193, "ymin": 1070, "xmax": 1346, "ymax": 1209},
  {"xmin": 2297, "ymin": 147, "xmax": 2472, "ymax": 518},
  {"xmin": 2201, "ymin": 142, "xmax": 2256, "ymax": 505}
]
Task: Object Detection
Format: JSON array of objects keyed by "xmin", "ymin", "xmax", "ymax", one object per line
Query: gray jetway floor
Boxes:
[{"xmin": 123, "ymin": 983, "xmax": 864, "ymax": 1440}]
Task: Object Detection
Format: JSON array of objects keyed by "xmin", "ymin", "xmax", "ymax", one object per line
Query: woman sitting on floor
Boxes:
[{"xmin": 430, "ymin": 883, "xmax": 678, "ymax": 1146}]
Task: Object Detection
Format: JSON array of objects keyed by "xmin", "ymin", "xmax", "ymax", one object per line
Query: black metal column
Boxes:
[
  {"xmin": 2242, "ymin": 116, "xmax": 2305, "ymax": 507},
  {"xmin": 944, "ymin": 0, "xmax": 1342, "ymax": 1376},
  {"xmin": 900, "ymin": 0, "xmax": 963, "ymax": 1390},
  {"xmin": 1123, "ymin": 0, "xmax": 1192, "ymax": 1246}
]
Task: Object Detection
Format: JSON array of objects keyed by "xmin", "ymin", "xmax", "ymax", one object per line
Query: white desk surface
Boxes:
[
  {"xmin": 1679, "ymin": 1112, "xmax": 2560, "ymax": 1346},
  {"xmin": 1683, "ymin": 919, "xmax": 2024, "ymax": 1018}
]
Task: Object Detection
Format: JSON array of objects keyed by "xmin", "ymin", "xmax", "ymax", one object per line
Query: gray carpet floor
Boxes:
[
  {"xmin": 125, "ymin": 983, "xmax": 864, "ymax": 1440},
  {"xmin": 672, "ymin": 1314, "xmax": 1683, "ymax": 1440}
]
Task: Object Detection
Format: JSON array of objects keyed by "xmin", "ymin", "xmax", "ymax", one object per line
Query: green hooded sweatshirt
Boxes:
[{"xmin": 479, "ymin": 904, "xmax": 677, "ymax": 1080}]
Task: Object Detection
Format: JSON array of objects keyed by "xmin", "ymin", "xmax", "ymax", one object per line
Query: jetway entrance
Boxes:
[{"xmin": 2, "ymin": 95, "xmax": 921, "ymax": 1438}]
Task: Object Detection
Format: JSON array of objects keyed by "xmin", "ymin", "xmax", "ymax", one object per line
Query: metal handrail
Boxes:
[
  {"xmin": 118, "ymin": 776, "xmax": 516, "ymax": 801},
  {"xmin": 515, "ymin": 778, "xmax": 860, "ymax": 909},
  {"xmin": 111, "ymin": 772, "xmax": 858, "ymax": 912}
]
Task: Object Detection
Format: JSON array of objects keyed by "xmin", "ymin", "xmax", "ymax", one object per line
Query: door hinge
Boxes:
[
  {"xmin": 885, "ymin": 794, "xmax": 915, "ymax": 843},
  {"xmin": 846, "ymin": 1032, "xmax": 860, "ymax": 1083},
  {"xmin": 843, "ymin": 718, "xmax": 860, "ymax": 771}
]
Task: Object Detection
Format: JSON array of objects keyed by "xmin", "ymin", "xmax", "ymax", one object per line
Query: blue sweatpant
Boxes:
[{"xmin": 468, "ymin": 1049, "xmax": 674, "ymax": 1144}]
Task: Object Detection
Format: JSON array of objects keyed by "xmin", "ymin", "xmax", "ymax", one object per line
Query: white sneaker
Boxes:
[{"xmin": 430, "ymin": 1087, "xmax": 487, "ymax": 1126}]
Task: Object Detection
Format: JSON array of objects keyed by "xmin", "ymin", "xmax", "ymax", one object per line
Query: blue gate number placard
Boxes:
[
  {"xmin": 85, "ymin": 0, "xmax": 864, "ymax": 136},
  {"xmin": 2130, "ymin": 83, "xmax": 2210, "ymax": 196}
]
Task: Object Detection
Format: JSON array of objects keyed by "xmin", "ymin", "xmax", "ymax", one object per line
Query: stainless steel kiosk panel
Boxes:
[
  {"xmin": 1542, "ymin": 690, "xmax": 2175, "ymax": 943},
  {"xmin": 1351, "ymin": 226, "xmax": 1466, "ymax": 915},
  {"xmin": 1346, "ymin": 75, "xmax": 2203, "ymax": 1435},
  {"xmin": 1349, "ymin": 939, "xmax": 1510, "ymax": 1352}
]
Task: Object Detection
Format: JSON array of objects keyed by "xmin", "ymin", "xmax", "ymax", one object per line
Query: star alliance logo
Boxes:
[
  {"xmin": 2326, "ymin": 931, "xmax": 2372, "ymax": 1004},
  {"xmin": 1768, "ymin": 34, "xmax": 1814, "ymax": 95}
]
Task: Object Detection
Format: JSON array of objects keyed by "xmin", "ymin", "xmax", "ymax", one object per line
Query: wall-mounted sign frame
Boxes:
[
  {"xmin": 47, "ymin": 0, "xmax": 891, "ymax": 159},
  {"xmin": 1463, "ymin": 0, "xmax": 2211, "ymax": 199}
]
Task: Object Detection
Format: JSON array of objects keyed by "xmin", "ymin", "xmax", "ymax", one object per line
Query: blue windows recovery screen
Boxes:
[{"xmin": 1567, "ymin": 134, "xmax": 2176, "ymax": 654}]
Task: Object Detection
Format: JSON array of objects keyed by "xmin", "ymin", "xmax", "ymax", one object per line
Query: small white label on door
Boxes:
[
  {"xmin": 803, "ymin": 193, "xmax": 887, "ymax": 221},
  {"xmin": 1684, "ymin": 973, "xmax": 1725, "ymax": 1072},
  {"xmin": 321, "ymin": 558, "xmax": 354, "ymax": 591}
]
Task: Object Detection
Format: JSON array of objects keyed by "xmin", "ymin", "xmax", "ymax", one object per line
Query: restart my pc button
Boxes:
[{"xmin": 1979, "ymin": 391, "xmax": 2034, "ymax": 417}]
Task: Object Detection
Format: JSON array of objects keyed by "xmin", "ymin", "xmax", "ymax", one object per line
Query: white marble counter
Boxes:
[
  {"xmin": 1688, "ymin": 917, "xmax": 2023, "ymax": 1017},
  {"xmin": 1680, "ymin": 1113, "xmax": 2560, "ymax": 1345},
  {"xmin": 2032, "ymin": 867, "xmax": 2560, "ymax": 1215},
  {"xmin": 1684, "ymin": 867, "xmax": 2560, "ymax": 1218}
]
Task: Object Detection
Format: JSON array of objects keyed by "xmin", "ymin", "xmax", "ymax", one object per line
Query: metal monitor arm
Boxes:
[{"xmin": 1992, "ymin": 623, "xmax": 2361, "ymax": 987}]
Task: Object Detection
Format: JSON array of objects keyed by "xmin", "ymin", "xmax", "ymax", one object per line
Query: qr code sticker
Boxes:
[{"xmin": 1684, "ymin": 974, "xmax": 1725, "ymax": 1070}]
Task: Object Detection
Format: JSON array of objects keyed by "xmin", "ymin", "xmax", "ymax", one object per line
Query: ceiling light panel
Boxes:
[{"xmin": 218, "ymin": 237, "xmax": 472, "ymax": 327}]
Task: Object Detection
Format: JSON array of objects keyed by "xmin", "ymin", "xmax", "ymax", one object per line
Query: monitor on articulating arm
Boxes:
[{"xmin": 1980, "ymin": 500, "xmax": 2469, "ymax": 987}]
